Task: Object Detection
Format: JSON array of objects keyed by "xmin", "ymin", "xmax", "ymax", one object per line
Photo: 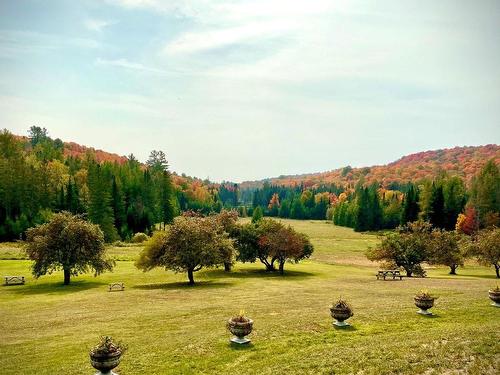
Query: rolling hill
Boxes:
[{"xmin": 239, "ymin": 145, "xmax": 500, "ymax": 190}]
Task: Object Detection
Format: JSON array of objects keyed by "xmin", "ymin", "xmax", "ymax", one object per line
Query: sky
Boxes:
[{"xmin": 0, "ymin": 0, "xmax": 499, "ymax": 182}]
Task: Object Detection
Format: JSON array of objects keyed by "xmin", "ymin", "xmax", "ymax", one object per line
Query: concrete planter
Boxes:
[
  {"xmin": 488, "ymin": 289, "xmax": 500, "ymax": 307},
  {"xmin": 330, "ymin": 307, "xmax": 353, "ymax": 327},
  {"xmin": 414, "ymin": 296, "xmax": 435, "ymax": 315},
  {"xmin": 89, "ymin": 350, "xmax": 122, "ymax": 375},
  {"xmin": 227, "ymin": 318, "xmax": 253, "ymax": 344}
]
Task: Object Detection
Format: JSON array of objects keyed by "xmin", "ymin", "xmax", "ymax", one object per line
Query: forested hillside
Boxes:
[
  {"xmin": 240, "ymin": 145, "xmax": 500, "ymax": 190},
  {"xmin": 1, "ymin": 127, "xmax": 498, "ymax": 241}
]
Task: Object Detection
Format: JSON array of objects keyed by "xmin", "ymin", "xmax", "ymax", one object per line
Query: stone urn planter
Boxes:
[
  {"xmin": 414, "ymin": 290, "xmax": 436, "ymax": 316},
  {"xmin": 227, "ymin": 311, "xmax": 253, "ymax": 344},
  {"xmin": 488, "ymin": 287, "xmax": 500, "ymax": 307},
  {"xmin": 330, "ymin": 299, "xmax": 353, "ymax": 327},
  {"xmin": 89, "ymin": 336, "xmax": 126, "ymax": 375}
]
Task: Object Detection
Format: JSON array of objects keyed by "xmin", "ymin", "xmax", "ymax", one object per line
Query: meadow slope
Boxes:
[{"xmin": 0, "ymin": 220, "xmax": 498, "ymax": 374}]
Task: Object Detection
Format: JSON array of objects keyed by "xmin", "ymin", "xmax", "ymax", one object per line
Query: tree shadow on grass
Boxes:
[
  {"xmin": 132, "ymin": 280, "xmax": 233, "ymax": 290},
  {"xmin": 203, "ymin": 268, "xmax": 317, "ymax": 280},
  {"xmin": 3, "ymin": 279, "xmax": 105, "ymax": 295},
  {"xmin": 431, "ymin": 273, "xmax": 498, "ymax": 280}
]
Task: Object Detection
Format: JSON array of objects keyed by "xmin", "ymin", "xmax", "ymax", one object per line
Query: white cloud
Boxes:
[
  {"xmin": 95, "ymin": 58, "xmax": 165, "ymax": 74},
  {"xmin": 164, "ymin": 19, "xmax": 296, "ymax": 55},
  {"xmin": 0, "ymin": 30, "xmax": 101, "ymax": 58},
  {"xmin": 94, "ymin": 58, "xmax": 194, "ymax": 78},
  {"xmin": 84, "ymin": 18, "xmax": 115, "ymax": 32}
]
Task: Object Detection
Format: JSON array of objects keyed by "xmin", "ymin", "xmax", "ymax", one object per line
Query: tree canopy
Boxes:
[
  {"xmin": 465, "ymin": 227, "xmax": 500, "ymax": 278},
  {"xmin": 135, "ymin": 214, "xmax": 235, "ymax": 284},
  {"xmin": 367, "ymin": 221, "xmax": 432, "ymax": 277},
  {"xmin": 25, "ymin": 212, "xmax": 114, "ymax": 284},
  {"xmin": 235, "ymin": 218, "xmax": 313, "ymax": 274}
]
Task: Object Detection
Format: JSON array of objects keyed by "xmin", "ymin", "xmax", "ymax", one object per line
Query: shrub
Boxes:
[{"xmin": 131, "ymin": 232, "xmax": 149, "ymax": 243}]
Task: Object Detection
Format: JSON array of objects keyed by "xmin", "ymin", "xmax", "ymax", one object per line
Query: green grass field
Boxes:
[{"xmin": 1, "ymin": 219, "xmax": 499, "ymax": 374}]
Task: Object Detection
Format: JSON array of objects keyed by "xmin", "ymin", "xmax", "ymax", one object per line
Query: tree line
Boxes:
[
  {"xmin": 247, "ymin": 160, "xmax": 499, "ymax": 233},
  {"xmin": 0, "ymin": 127, "xmax": 175, "ymax": 242},
  {"xmin": 1, "ymin": 127, "xmax": 498, "ymax": 242}
]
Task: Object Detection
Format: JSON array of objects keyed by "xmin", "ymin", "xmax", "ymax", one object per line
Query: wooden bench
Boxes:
[
  {"xmin": 109, "ymin": 282, "xmax": 125, "ymax": 292},
  {"xmin": 4, "ymin": 276, "xmax": 25, "ymax": 285},
  {"xmin": 376, "ymin": 270, "xmax": 403, "ymax": 281}
]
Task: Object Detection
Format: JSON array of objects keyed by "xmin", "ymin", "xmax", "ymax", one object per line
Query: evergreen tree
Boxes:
[
  {"xmin": 279, "ymin": 199, "xmax": 291, "ymax": 218},
  {"xmin": 443, "ymin": 176, "xmax": 466, "ymax": 230},
  {"xmin": 252, "ymin": 206, "xmax": 263, "ymax": 223},
  {"xmin": 111, "ymin": 176, "xmax": 126, "ymax": 237},
  {"xmin": 369, "ymin": 185, "xmax": 383, "ymax": 230},
  {"xmin": 470, "ymin": 160, "xmax": 500, "ymax": 227},
  {"xmin": 354, "ymin": 188, "xmax": 371, "ymax": 232},
  {"xmin": 290, "ymin": 198, "xmax": 306, "ymax": 219},
  {"xmin": 160, "ymin": 171, "xmax": 175, "ymax": 228},
  {"xmin": 429, "ymin": 184, "xmax": 446, "ymax": 229},
  {"xmin": 87, "ymin": 163, "xmax": 118, "ymax": 242},
  {"xmin": 401, "ymin": 184, "xmax": 419, "ymax": 225}
]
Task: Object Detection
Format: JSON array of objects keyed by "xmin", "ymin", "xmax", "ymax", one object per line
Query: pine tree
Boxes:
[
  {"xmin": 429, "ymin": 184, "xmax": 446, "ymax": 229},
  {"xmin": 354, "ymin": 188, "xmax": 371, "ymax": 232},
  {"xmin": 470, "ymin": 160, "xmax": 500, "ymax": 227},
  {"xmin": 160, "ymin": 171, "xmax": 175, "ymax": 228},
  {"xmin": 369, "ymin": 186, "xmax": 383, "ymax": 230},
  {"xmin": 87, "ymin": 163, "xmax": 118, "ymax": 242},
  {"xmin": 111, "ymin": 176, "xmax": 126, "ymax": 237},
  {"xmin": 401, "ymin": 184, "xmax": 419, "ymax": 225},
  {"xmin": 443, "ymin": 176, "xmax": 466, "ymax": 230}
]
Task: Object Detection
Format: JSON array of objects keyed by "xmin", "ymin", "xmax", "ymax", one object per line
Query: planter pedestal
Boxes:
[
  {"xmin": 333, "ymin": 320, "xmax": 350, "ymax": 327},
  {"xmin": 417, "ymin": 309, "xmax": 433, "ymax": 316},
  {"xmin": 230, "ymin": 336, "xmax": 251, "ymax": 344}
]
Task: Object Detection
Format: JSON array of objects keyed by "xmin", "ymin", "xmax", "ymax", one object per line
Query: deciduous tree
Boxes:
[
  {"xmin": 465, "ymin": 227, "xmax": 500, "ymax": 278},
  {"xmin": 367, "ymin": 221, "xmax": 432, "ymax": 277},
  {"xmin": 25, "ymin": 212, "xmax": 113, "ymax": 285},
  {"xmin": 428, "ymin": 229, "xmax": 464, "ymax": 274},
  {"xmin": 135, "ymin": 216, "xmax": 234, "ymax": 284}
]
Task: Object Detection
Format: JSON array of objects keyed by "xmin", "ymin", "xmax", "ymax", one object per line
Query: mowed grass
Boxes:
[{"xmin": 0, "ymin": 220, "xmax": 499, "ymax": 374}]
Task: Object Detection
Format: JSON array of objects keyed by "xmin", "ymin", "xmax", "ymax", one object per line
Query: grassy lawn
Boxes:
[{"xmin": 0, "ymin": 220, "xmax": 499, "ymax": 374}]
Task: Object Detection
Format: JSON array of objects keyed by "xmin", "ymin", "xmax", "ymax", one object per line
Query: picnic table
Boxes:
[{"xmin": 376, "ymin": 270, "xmax": 403, "ymax": 281}]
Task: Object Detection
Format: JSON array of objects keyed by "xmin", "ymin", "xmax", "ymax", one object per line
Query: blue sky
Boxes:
[{"xmin": 1, "ymin": 0, "xmax": 499, "ymax": 182}]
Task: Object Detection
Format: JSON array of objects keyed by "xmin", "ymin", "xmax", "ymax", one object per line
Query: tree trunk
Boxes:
[
  {"xmin": 63, "ymin": 269, "xmax": 71, "ymax": 285},
  {"xmin": 279, "ymin": 261, "xmax": 285, "ymax": 275},
  {"xmin": 224, "ymin": 262, "xmax": 231, "ymax": 272},
  {"xmin": 496, "ymin": 265, "xmax": 499, "ymax": 278},
  {"xmin": 405, "ymin": 269, "xmax": 412, "ymax": 277},
  {"xmin": 266, "ymin": 263, "xmax": 275, "ymax": 271},
  {"xmin": 187, "ymin": 269, "xmax": 195, "ymax": 285},
  {"xmin": 260, "ymin": 257, "xmax": 275, "ymax": 271},
  {"xmin": 449, "ymin": 264, "xmax": 457, "ymax": 275}
]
